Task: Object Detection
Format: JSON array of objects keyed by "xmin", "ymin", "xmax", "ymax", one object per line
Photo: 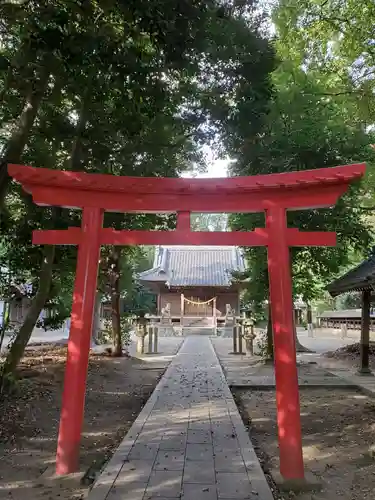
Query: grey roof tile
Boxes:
[{"xmin": 139, "ymin": 246, "xmax": 245, "ymax": 287}]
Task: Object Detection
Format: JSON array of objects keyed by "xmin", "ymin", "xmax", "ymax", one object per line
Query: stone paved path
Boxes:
[
  {"xmin": 211, "ymin": 337, "xmax": 356, "ymax": 388},
  {"xmin": 88, "ymin": 336, "xmax": 273, "ymax": 500}
]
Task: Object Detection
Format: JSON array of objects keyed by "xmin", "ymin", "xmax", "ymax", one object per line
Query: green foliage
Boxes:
[
  {"xmin": 120, "ymin": 247, "xmax": 157, "ymax": 316},
  {"xmin": 1, "ymin": 1, "xmax": 275, "ymax": 180},
  {"xmin": 274, "ymin": 0, "xmax": 375, "ymax": 122},
  {"xmin": 336, "ymin": 292, "xmax": 362, "ymax": 310},
  {"xmin": 0, "ymin": 195, "xmax": 76, "ymax": 328},
  {"xmin": 191, "ymin": 213, "xmax": 228, "ymax": 231},
  {"xmin": 99, "ymin": 246, "xmax": 157, "ymax": 317},
  {"xmin": 0, "ymin": 0, "xmax": 274, "ymax": 291},
  {"xmin": 273, "ymin": 0, "xmax": 375, "ymax": 211},
  {"xmin": 229, "ymin": 60, "xmax": 375, "ymax": 308},
  {"xmin": 99, "ymin": 316, "xmax": 132, "ymax": 348},
  {"xmin": 122, "ymin": 282, "xmax": 157, "ymax": 317},
  {"xmin": 0, "ymin": 0, "xmax": 275, "ymax": 372},
  {"xmin": 255, "ymin": 329, "xmax": 269, "ymax": 359}
]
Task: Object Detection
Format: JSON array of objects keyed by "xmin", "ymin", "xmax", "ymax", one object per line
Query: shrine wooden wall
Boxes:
[{"xmin": 158, "ymin": 289, "xmax": 239, "ymax": 317}]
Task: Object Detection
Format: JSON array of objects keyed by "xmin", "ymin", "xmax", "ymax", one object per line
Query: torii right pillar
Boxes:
[
  {"xmin": 266, "ymin": 207, "xmax": 304, "ymax": 480},
  {"xmin": 266, "ymin": 207, "xmax": 324, "ymax": 490}
]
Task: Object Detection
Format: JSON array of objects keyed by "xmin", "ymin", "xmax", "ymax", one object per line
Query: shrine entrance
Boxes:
[
  {"xmin": 8, "ymin": 162, "xmax": 365, "ymax": 482},
  {"xmin": 183, "ymin": 296, "xmax": 215, "ymax": 317}
]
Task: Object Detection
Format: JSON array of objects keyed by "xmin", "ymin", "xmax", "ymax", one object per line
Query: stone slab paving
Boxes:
[
  {"xmin": 88, "ymin": 336, "xmax": 273, "ymax": 500},
  {"xmin": 319, "ymin": 368, "xmax": 375, "ymax": 394},
  {"xmin": 128, "ymin": 336, "xmax": 184, "ymax": 368},
  {"xmin": 211, "ymin": 337, "xmax": 355, "ymax": 388},
  {"xmin": 299, "ymin": 353, "xmax": 375, "ymax": 397}
]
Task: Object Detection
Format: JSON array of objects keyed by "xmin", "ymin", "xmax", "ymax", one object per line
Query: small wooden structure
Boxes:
[
  {"xmin": 317, "ymin": 309, "xmax": 375, "ymax": 331},
  {"xmin": 327, "ymin": 251, "xmax": 375, "ymax": 375},
  {"xmin": 139, "ymin": 246, "xmax": 245, "ymax": 333}
]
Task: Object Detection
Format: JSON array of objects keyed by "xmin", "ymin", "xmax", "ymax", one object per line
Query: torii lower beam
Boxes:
[{"xmin": 33, "ymin": 227, "xmax": 336, "ymax": 247}]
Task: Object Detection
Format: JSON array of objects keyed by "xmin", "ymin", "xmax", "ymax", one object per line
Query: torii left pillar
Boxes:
[{"xmin": 56, "ymin": 207, "xmax": 103, "ymax": 475}]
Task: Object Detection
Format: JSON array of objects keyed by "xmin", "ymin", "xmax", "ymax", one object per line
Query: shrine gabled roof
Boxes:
[
  {"xmin": 327, "ymin": 251, "xmax": 375, "ymax": 297},
  {"xmin": 139, "ymin": 246, "xmax": 245, "ymax": 287}
]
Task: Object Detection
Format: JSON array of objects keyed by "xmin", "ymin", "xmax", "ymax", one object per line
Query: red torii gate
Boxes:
[{"xmin": 8, "ymin": 163, "xmax": 365, "ymax": 481}]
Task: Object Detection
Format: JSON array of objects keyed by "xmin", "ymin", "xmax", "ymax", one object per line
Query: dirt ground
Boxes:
[
  {"xmin": 0, "ymin": 347, "xmax": 166, "ymax": 499},
  {"xmin": 235, "ymin": 387, "xmax": 375, "ymax": 500}
]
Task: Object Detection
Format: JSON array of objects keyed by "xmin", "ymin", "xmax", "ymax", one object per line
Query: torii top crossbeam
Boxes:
[{"xmin": 8, "ymin": 163, "xmax": 365, "ymax": 213}]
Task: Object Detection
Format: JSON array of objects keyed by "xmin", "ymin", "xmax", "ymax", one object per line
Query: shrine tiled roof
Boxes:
[
  {"xmin": 327, "ymin": 251, "xmax": 375, "ymax": 297},
  {"xmin": 139, "ymin": 246, "xmax": 245, "ymax": 287}
]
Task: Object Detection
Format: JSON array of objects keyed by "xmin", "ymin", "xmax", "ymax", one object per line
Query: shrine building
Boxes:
[{"xmin": 139, "ymin": 245, "xmax": 245, "ymax": 331}]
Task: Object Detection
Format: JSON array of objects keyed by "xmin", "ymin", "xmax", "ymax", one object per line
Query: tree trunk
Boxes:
[
  {"xmin": 0, "ymin": 39, "xmax": 33, "ymax": 109},
  {"xmin": 306, "ymin": 301, "xmax": 313, "ymax": 336},
  {"xmin": 266, "ymin": 301, "xmax": 274, "ymax": 361},
  {"xmin": 92, "ymin": 291, "xmax": 102, "ymax": 346},
  {"xmin": 0, "ymin": 63, "xmax": 51, "ymax": 205},
  {"xmin": 0, "ymin": 64, "xmax": 14, "ymax": 106},
  {"xmin": 68, "ymin": 86, "xmax": 90, "ymax": 172},
  {"xmin": 293, "ymin": 299, "xmax": 313, "ymax": 352},
  {"xmin": 1, "ymin": 245, "xmax": 55, "ymax": 380},
  {"xmin": 110, "ymin": 248, "xmax": 122, "ymax": 357},
  {"xmin": 306, "ymin": 303, "xmax": 312, "ymax": 325},
  {"xmin": 294, "ymin": 324, "xmax": 313, "ymax": 353},
  {"xmin": 0, "ymin": 301, "xmax": 11, "ymax": 353},
  {"xmin": 268, "ymin": 298, "xmax": 311, "ymax": 357}
]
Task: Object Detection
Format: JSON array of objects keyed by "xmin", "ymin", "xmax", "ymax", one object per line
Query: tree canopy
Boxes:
[
  {"xmin": 275, "ymin": 0, "xmax": 375, "ymax": 124},
  {"xmin": 0, "ymin": 0, "xmax": 275, "ymax": 371},
  {"xmin": 2, "ymin": 0, "xmax": 375, "ymax": 369},
  {"xmin": 229, "ymin": 22, "xmax": 375, "ymax": 308}
]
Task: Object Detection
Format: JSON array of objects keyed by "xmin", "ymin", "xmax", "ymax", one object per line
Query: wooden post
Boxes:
[
  {"xmin": 294, "ymin": 308, "xmax": 299, "ymax": 327},
  {"xmin": 148, "ymin": 323, "xmax": 153, "ymax": 354},
  {"xmin": 359, "ymin": 290, "xmax": 372, "ymax": 375},
  {"xmin": 341, "ymin": 323, "xmax": 348, "ymax": 339},
  {"xmin": 248, "ymin": 323, "xmax": 255, "ymax": 355},
  {"xmin": 137, "ymin": 334, "xmax": 145, "ymax": 354},
  {"xmin": 157, "ymin": 294, "xmax": 161, "ymax": 315},
  {"xmin": 213, "ymin": 297, "xmax": 217, "ymax": 335},
  {"xmin": 56, "ymin": 207, "xmax": 103, "ymax": 475},
  {"xmin": 266, "ymin": 207, "xmax": 304, "ymax": 480},
  {"xmin": 180, "ymin": 293, "xmax": 184, "ymax": 328},
  {"xmin": 232, "ymin": 325, "xmax": 238, "ymax": 353},
  {"xmin": 154, "ymin": 325, "xmax": 158, "ymax": 353},
  {"xmin": 306, "ymin": 303, "xmax": 313, "ymax": 337},
  {"xmin": 238, "ymin": 323, "xmax": 244, "ymax": 354}
]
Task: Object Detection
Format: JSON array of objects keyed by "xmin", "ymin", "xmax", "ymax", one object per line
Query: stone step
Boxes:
[
  {"xmin": 217, "ymin": 327, "xmax": 234, "ymax": 338},
  {"xmin": 182, "ymin": 327, "xmax": 216, "ymax": 336},
  {"xmin": 182, "ymin": 316, "xmax": 215, "ymax": 327}
]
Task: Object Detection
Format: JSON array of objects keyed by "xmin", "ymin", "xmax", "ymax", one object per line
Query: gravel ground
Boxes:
[
  {"xmin": 235, "ymin": 387, "xmax": 375, "ymax": 500},
  {"xmin": 0, "ymin": 346, "xmax": 167, "ymax": 499}
]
